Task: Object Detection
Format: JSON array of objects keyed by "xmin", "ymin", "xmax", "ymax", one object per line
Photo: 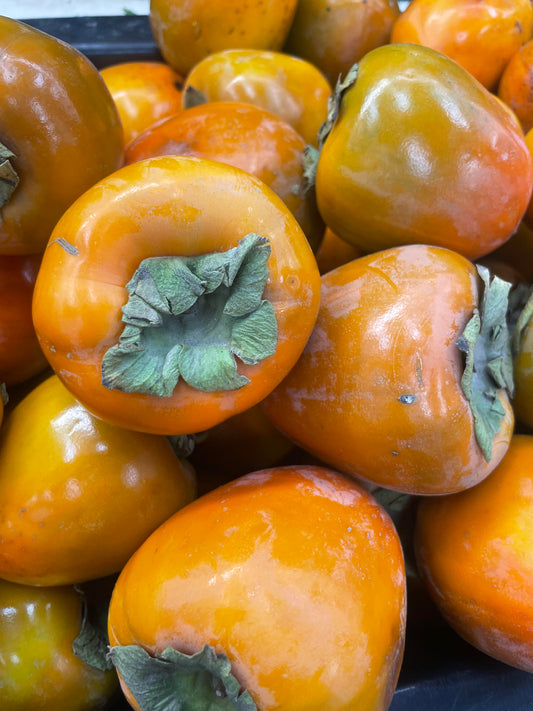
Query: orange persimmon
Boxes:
[
  {"xmin": 0, "ymin": 374, "xmax": 196, "ymax": 586},
  {"xmin": 262, "ymin": 244, "xmax": 514, "ymax": 495},
  {"xmin": 32, "ymin": 156, "xmax": 320, "ymax": 435},
  {"xmin": 100, "ymin": 60, "xmax": 185, "ymax": 146},
  {"xmin": 124, "ymin": 101, "xmax": 324, "ymax": 251},
  {"xmin": 107, "ymin": 465, "xmax": 406, "ymax": 710},
  {"xmin": 415, "ymin": 434, "xmax": 533, "ymax": 672},
  {"xmin": 391, "ymin": 0, "xmax": 533, "ymax": 91}
]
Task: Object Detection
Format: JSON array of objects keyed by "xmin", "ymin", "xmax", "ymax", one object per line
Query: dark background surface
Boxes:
[{"xmin": 15, "ymin": 13, "xmax": 533, "ymax": 710}]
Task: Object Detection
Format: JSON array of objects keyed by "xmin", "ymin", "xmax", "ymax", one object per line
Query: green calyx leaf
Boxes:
[
  {"xmin": 72, "ymin": 585, "xmax": 114, "ymax": 672},
  {"xmin": 302, "ymin": 63, "xmax": 359, "ymax": 193},
  {"xmin": 183, "ymin": 85, "xmax": 209, "ymax": 109},
  {"xmin": 108, "ymin": 644, "xmax": 257, "ymax": 711},
  {"xmin": 0, "ymin": 141, "xmax": 19, "ymax": 209},
  {"xmin": 508, "ymin": 282, "xmax": 533, "ymax": 358},
  {"xmin": 167, "ymin": 433, "xmax": 197, "ymax": 458},
  {"xmin": 456, "ymin": 265, "xmax": 514, "ymax": 462},
  {"xmin": 317, "ymin": 63, "xmax": 359, "ymax": 150},
  {"xmin": 101, "ymin": 233, "xmax": 278, "ymax": 397}
]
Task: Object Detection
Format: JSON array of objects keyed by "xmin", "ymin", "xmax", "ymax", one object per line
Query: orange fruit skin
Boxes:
[
  {"xmin": 108, "ymin": 465, "xmax": 407, "ymax": 711},
  {"xmin": 415, "ymin": 434, "xmax": 533, "ymax": 672}
]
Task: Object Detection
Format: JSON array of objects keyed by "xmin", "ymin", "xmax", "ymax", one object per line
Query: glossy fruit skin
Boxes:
[
  {"xmin": 0, "ymin": 578, "xmax": 118, "ymax": 711},
  {"xmin": 0, "ymin": 254, "xmax": 49, "ymax": 386},
  {"xmin": 0, "ymin": 17, "xmax": 123, "ymax": 255},
  {"xmin": 498, "ymin": 40, "xmax": 533, "ymax": 134},
  {"xmin": 108, "ymin": 465, "xmax": 407, "ymax": 711},
  {"xmin": 149, "ymin": 0, "xmax": 298, "ymax": 77},
  {"xmin": 100, "ymin": 61, "xmax": 184, "ymax": 147},
  {"xmin": 125, "ymin": 101, "xmax": 324, "ymax": 251},
  {"xmin": 391, "ymin": 0, "xmax": 533, "ymax": 91},
  {"xmin": 316, "ymin": 43, "xmax": 533, "ymax": 260},
  {"xmin": 415, "ymin": 434, "xmax": 533, "ymax": 672},
  {"xmin": 0, "ymin": 374, "xmax": 196, "ymax": 586},
  {"xmin": 283, "ymin": 0, "xmax": 400, "ymax": 86},
  {"xmin": 262, "ymin": 244, "xmax": 514, "ymax": 495},
  {"xmin": 32, "ymin": 155, "xmax": 321, "ymax": 435},
  {"xmin": 182, "ymin": 49, "xmax": 331, "ymax": 146}
]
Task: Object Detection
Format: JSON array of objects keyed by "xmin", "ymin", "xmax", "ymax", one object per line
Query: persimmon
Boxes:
[
  {"xmin": 284, "ymin": 0, "xmax": 400, "ymax": 86},
  {"xmin": 0, "ymin": 578, "xmax": 118, "ymax": 710},
  {"xmin": 498, "ymin": 39, "xmax": 533, "ymax": 134},
  {"xmin": 313, "ymin": 43, "xmax": 533, "ymax": 260},
  {"xmin": 149, "ymin": 0, "xmax": 298, "ymax": 77},
  {"xmin": 391, "ymin": 0, "xmax": 533, "ymax": 91},
  {"xmin": 182, "ymin": 48, "xmax": 331, "ymax": 146},
  {"xmin": 262, "ymin": 244, "xmax": 514, "ymax": 495},
  {"xmin": 0, "ymin": 16, "xmax": 123, "ymax": 254},
  {"xmin": 415, "ymin": 434, "xmax": 533, "ymax": 672},
  {"xmin": 100, "ymin": 60, "xmax": 185, "ymax": 147},
  {"xmin": 107, "ymin": 465, "xmax": 406, "ymax": 710},
  {"xmin": 0, "ymin": 374, "xmax": 196, "ymax": 586},
  {"xmin": 32, "ymin": 156, "xmax": 320, "ymax": 435},
  {"xmin": 125, "ymin": 101, "xmax": 324, "ymax": 251}
]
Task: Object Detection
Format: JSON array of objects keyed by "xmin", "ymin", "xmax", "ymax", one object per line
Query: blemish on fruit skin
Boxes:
[{"xmin": 398, "ymin": 394, "xmax": 416, "ymax": 404}]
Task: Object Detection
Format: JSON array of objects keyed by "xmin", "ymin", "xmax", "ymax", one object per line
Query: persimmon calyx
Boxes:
[
  {"xmin": 101, "ymin": 233, "xmax": 278, "ymax": 397},
  {"xmin": 183, "ymin": 84, "xmax": 209, "ymax": 109},
  {"xmin": 108, "ymin": 644, "xmax": 257, "ymax": 711},
  {"xmin": 72, "ymin": 586, "xmax": 114, "ymax": 672},
  {"xmin": 0, "ymin": 141, "xmax": 19, "ymax": 209},
  {"xmin": 508, "ymin": 282, "xmax": 533, "ymax": 357},
  {"xmin": 456, "ymin": 265, "xmax": 514, "ymax": 462},
  {"xmin": 317, "ymin": 63, "xmax": 359, "ymax": 150},
  {"xmin": 302, "ymin": 63, "xmax": 359, "ymax": 193}
]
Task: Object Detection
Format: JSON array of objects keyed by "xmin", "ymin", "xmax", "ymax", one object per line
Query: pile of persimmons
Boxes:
[{"xmin": 2, "ymin": 1, "xmax": 533, "ymax": 709}]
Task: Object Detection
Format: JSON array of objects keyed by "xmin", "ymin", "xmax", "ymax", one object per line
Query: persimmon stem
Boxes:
[{"xmin": 101, "ymin": 233, "xmax": 278, "ymax": 397}]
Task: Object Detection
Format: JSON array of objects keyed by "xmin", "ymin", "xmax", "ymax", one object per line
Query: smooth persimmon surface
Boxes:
[
  {"xmin": 32, "ymin": 156, "xmax": 320, "ymax": 435},
  {"xmin": 125, "ymin": 101, "xmax": 324, "ymax": 251},
  {"xmin": 262, "ymin": 244, "xmax": 514, "ymax": 495},
  {"xmin": 182, "ymin": 48, "xmax": 331, "ymax": 146},
  {"xmin": 100, "ymin": 60, "xmax": 185, "ymax": 146},
  {"xmin": 0, "ymin": 17, "xmax": 123, "ymax": 254},
  {"xmin": 415, "ymin": 434, "xmax": 533, "ymax": 672},
  {"xmin": 149, "ymin": 0, "xmax": 298, "ymax": 76},
  {"xmin": 108, "ymin": 465, "xmax": 406, "ymax": 710},
  {"xmin": 0, "ymin": 375, "xmax": 196, "ymax": 586},
  {"xmin": 391, "ymin": 0, "xmax": 533, "ymax": 90}
]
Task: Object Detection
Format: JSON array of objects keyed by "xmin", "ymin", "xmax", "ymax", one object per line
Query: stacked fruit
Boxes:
[{"xmin": 2, "ymin": 1, "xmax": 533, "ymax": 709}]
